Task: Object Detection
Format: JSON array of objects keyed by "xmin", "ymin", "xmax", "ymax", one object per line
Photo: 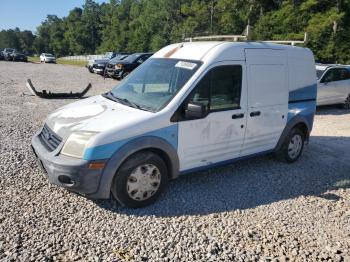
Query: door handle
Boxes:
[
  {"xmin": 232, "ymin": 113, "xmax": 244, "ymax": 119},
  {"xmin": 250, "ymin": 111, "xmax": 261, "ymax": 117}
]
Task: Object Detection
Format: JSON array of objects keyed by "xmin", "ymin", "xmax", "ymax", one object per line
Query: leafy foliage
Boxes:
[{"xmin": 0, "ymin": 0, "xmax": 349, "ymax": 63}]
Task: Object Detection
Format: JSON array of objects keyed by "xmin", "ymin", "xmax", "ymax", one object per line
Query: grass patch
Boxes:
[
  {"xmin": 57, "ymin": 59, "xmax": 87, "ymax": 67},
  {"xmin": 27, "ymin": 56, "xmax": 87, "ymax": 67},
  {"xmin": 28, "ymin": 56, "xmax": 40, "ymax": 63}
]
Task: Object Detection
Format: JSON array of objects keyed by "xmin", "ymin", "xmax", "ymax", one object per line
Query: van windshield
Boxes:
[{"xmin": 109, "ymin": 58, "xmax": 201, "ymax": 112}]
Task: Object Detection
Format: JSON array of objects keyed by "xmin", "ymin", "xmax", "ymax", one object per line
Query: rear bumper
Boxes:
[{"xmin": 31, "ymin": 130, "xmax": 106, "ymax": 197}]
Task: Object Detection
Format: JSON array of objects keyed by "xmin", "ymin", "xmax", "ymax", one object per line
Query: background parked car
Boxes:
[
  {"xmin": 40, "ymin": 53, "xmax": 56, "ymax": 63},
  {"xmin": 91, "ymin": 52, "xmax": 130, "ymax": 75},
  {"xmin": 3, "ymin": 48, "xmax": 15, "ymax": 60},
  {"xmin": 6, "ymin": 50, "xmax": 28, "ymax": 62},
  {"xmin": 87, "ymin": 51, "xmax": 120, "ymax": 73},
  {"xmin": 0, "ymin": 51, "xmax": 4, "ymax": 60},
  {"xmin": 316, "ymin": 64, "xmax": 350, "ymax": 109},
  {"xmin": 102, "ymin": 54, "xmax": 129, "ymax": 77},
  {"xmin": 105, "ymin": 52, "xmax": 153, "ymax": 80}
]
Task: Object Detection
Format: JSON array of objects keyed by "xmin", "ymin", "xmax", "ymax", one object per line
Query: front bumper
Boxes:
[
  {"xmin": 31, "ymin": 129, "xmax": 105, "ymax": 196},
  {"xmin": 45, "ymin": 59, "xmax": 56, "ymax": 63},
  {"xmin": 106, "ymin": 68, "xmax": 122, "ymax": 78},
  {"xmin": 93, "ymin": 67, "xmax": 104, "ymax": 74}
]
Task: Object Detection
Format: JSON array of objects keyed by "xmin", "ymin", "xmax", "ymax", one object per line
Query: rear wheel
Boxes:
[
  {"xmin": 111, "ymin": 152, "xmax": 168, "ymax": 208},
  {"xmin": 343, "ymin": 94, "xmax": 350, "ymax": 109},
  {"xmin": 276, "ymin": 128, "xmax": 305, "ymax": 163}
]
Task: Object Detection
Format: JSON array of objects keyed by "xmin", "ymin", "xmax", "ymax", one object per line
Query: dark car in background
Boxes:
[
  {"xmin": 102, "ymin": 54, "xmax": 129, "ymax": 77},
  {"xmin": 0, "ymin": 51, "xmax": 4, "ymax": 60},
  {"xmin": 87, "ymin": 52, "xmax": 129, "ymax": 74},
  {"xmin": 105, "ymin": 52, "xmax": 153, "ymax": 80},
  {"xmin": 6, "ymin": 50, "xmax": 28, "ymax": 62},
  {"xmin": 91, "ymin": 52, "xmax": 130, "ymax": 75},
  {"xmin": 3, "ymin": 48, "xmax": 15, "ymax": 60}
]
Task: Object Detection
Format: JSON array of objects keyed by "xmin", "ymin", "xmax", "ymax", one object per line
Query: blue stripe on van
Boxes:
[
  {"xmin": 287, "ymin": 99, "xmax": 316, "ymax": 128},
  {"xmin": 288, "ymin": 83, "xmax": 317, "ymax": 102},
  {"xmin": 83, "ymin": 124, "xmax": 178, "ymax": 160}
]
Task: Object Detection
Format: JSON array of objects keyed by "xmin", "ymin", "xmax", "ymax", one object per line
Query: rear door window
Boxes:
[
  {"xmin": 322, "ymin": 68, "xmax": 341, "ymax": 83},
  {"xmin": 338, "ymin": 68, "xmax": 350, "ymax": 81}
]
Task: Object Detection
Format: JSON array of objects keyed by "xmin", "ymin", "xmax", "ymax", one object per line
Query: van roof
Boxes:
[{"xmin": 153, "ymin": 41, "xmax": 310, "ymax": 62}]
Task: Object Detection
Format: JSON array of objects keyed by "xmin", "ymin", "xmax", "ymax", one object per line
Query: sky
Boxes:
[{"xmin": 0, "ymin": 0, "xmax": 107, "ymax": 32}]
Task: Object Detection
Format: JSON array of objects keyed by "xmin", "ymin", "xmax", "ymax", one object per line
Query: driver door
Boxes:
[{"xmin": 176, "ymin": 62, "xmax": 247, "ymax": 172}]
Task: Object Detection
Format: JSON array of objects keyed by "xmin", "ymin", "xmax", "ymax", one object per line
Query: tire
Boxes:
[
  {"xmin": 111, "ymin": 151, "xmax": 168, "ymax": 208},
  {"xmin": 276, "ymin": 128, "xmax": 305, "ymax": 163},
  {"xmin": 343, "ymin": 94, "xmax": 350, "ymax": 109}
]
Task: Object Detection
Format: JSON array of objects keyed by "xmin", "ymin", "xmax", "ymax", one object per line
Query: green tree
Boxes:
[{"xmin": 98, "ymin": 0, "xmax": 121, "ymax": 52}]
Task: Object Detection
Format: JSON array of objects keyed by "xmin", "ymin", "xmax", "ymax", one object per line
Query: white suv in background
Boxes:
[
  {"xmin": 316, "ymin": 64, "xmax": 350, "ymax": 109},
  {"xmin": 40, "ymin": 53, "xmax": 56, "ymax": 63}
]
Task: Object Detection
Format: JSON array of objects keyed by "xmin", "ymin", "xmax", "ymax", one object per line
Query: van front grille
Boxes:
[{"xmin": 39, "ymin": 124, "xmax": 62, "ymax": 151}]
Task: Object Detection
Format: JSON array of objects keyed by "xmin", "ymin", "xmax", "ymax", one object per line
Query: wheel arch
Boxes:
[
  {"xmin": 89, "ymin": 136, "xmax": 180, "ymax": 199},
  {"xmin": 275, "ymin": 115, "xmax": 312, "ymax": 152}
]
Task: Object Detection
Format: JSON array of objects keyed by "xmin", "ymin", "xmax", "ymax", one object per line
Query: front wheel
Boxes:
[
  {"xmin": 276, "ymin": 128, "xmax": 305, "ymax": 163},
  {"xmin": 111, "ymin": 152, "xmax": 168, "ymax": 208}
]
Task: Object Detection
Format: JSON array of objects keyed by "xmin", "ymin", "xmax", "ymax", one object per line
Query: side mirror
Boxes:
[{"xmin": 185, "ymin": 102, "xmax": 207, "ymax": 119}]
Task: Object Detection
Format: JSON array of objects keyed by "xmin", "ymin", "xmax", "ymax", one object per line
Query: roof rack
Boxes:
[
  {"xmin": 184, "ymin": 31, "xmax": 308, "ymax": 46},
  {"xmin": 262, "ymin": 33, "xmax": 308, "ymax": 46},
  {"xmin": 184, "ymin": 35, "xmax": 247, "ymax": 42}
]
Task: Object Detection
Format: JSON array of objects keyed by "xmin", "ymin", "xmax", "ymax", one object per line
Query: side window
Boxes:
[
  {"xmin": 190, "ymin": 72, "xmax": 210, "ymax": 111},
  {"xmin": 322, "ymin": 69, "xmax": 336, "ymax": 83},
  {"xmin": 338, "ymin": 68, "xmax": 350, "ymax": 81},
  {"xmin": 189, "ymin": 65, "xmax": 242, "ymax": 111},
  {"xmin": 323, "ymin": 68, "xmax": 350, "ymax": 82}
]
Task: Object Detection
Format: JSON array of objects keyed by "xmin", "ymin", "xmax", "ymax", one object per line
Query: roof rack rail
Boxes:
[
  {"xmin": 184, "ymin": 35, "xmax": 247, "ymax": 42},
  {"xmin": 263, "ymin": 33, "xmax": 308, "ymax": 46},
  {"xmin": 184, "ymin": 32, "xmax": 308, "ymax": 46}
]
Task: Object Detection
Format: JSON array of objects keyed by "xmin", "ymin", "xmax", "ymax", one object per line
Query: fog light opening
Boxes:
[{"xmin": 58, "ymin": 175, "xmax": 76, "ymax": 186}]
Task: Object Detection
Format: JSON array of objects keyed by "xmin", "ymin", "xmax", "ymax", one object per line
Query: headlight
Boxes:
[
  {"xmin": 115, "ymin": 64, "xmax": 123, "ymax": 69},
  {"xmin": 61, "ymin": 132, "xmax": 97, "ymax": 158}
]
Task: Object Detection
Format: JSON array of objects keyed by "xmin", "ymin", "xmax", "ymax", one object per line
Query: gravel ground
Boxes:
[{"xmin": 0, "ymin": 61, "xmax": 349, "ymax": 261}]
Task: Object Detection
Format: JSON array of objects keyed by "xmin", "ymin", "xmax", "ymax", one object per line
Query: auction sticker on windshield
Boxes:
[{"xmin": 175, "ymin": 61, "xmax": 197, "ymax": 70}]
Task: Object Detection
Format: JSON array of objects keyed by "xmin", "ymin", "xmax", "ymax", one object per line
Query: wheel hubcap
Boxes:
[
  {"xmin": 288, "ymin": 134, "xmax": 302, "ymax": 159},
  {"xmin": 126, "ymin": 164, "xmax": 161, "ymax": 201}
]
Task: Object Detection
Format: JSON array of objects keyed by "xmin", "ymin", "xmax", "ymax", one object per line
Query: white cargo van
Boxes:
[{"xmin": 31, "ymin": 42, "xmax": 317, "ymax": 207}]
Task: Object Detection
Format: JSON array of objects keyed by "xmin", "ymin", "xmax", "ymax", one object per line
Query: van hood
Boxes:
[{"xmin": 45, "ymin": 95, "xmax": 152, "ymax": 139}]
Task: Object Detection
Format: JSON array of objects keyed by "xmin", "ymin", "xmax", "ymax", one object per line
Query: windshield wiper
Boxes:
[{"xmin": 102, "ymin": 92, "xmax": 151, "ymax": 112}]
